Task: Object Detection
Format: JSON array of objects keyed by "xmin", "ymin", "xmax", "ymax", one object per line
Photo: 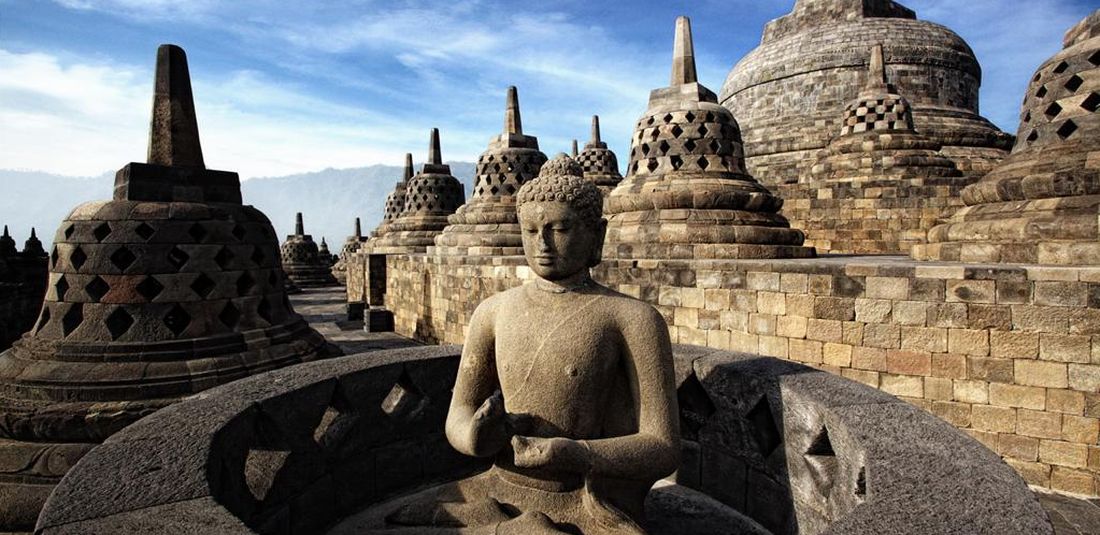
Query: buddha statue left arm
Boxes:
[{"xmin": 513, "ymin": 304, "xmax": 680, "ymax": 482}]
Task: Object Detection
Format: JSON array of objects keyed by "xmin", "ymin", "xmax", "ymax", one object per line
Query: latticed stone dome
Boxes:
[
  {"xmin": 576, "ymin": 115, "xmax": 622, "ymax": 193},
  {"xmin": 280, "ymin": 213, "xmax": 338, "ymax": 287}
]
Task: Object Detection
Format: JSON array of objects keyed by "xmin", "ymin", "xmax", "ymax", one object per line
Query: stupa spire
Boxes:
[
  {"xmin": 295, "ymin": 212, "xmax": 304, "ymax": 235},
  {"xmin": 571, "ymin": 139, "xmax": 579, "ymax": 157},
  {"xmin": 354, "ymin": 217, "xmax": 362, "ymax": 239},
  {"xmin": 504, "ymin": 86, "xmax": 522, "ymax": 135},
  {"xmin": 428, "ymin": 128, "xmax": 442, "ymax": 166},
  {"xmin": 590, "ymin": 116, "xmax": 602, "ymax": 144},
  {"xmin": 670, "ymin": 16, "xmax": 698, "ymax": 86},
  {"xmin": 403, "ymin": 153, "xmax": 414, "ymax": 182},
  {"xmin": 2, "ymin": 225, "xmax": 8, "ymax": 238},
  {"xmin": 866, "ymin": 44, "xmax": 889, "ymax": 91},
  {"xmin": 147, "ymin": 44, "xmax": 204, "ymax": 168}
]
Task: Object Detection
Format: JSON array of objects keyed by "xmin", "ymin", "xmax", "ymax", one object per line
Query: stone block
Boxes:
[
  {"xmin": 927, "ymin": 303, "xmax": 968, "ymax": 328},
  {"xmin": 1050, "ymin": 466, "xmax": 1096, "ymax": 495},
  {"xmin": 855, "ymin": 298, "xmax": 892, "ymax": 323},
  {"xmin": 997, "ymin": 434, "xmax": 1039, "ymax": 462},
  {"xmin": 948, "ymin": 329, "xmax": 989, "ymax": 356},
  {"xmin": 1039, "ymin": 334, "xmax": 1091, "ymax": 363},
  {"xmin": 1039, "ymin": 440, "xmax": 1088, "ymax": 468},
  {"xmin": 967, "ymin": 304, "xmax": 1011, "ymax": 330},
  {"xmin": 970, "ymin": 357, "xmax": 1015, "ymax": 384},
  {"xmin": 1047, "ymin": 389, "xmax": 1085, "ymax": 415},
  {"xmin": 931, "ymin": 401, "xmax": 971, "ymax": 427},
  {"xmin": 988, "ymin": 383, "xmax": 1046, "ymax": 410},
  {"xmin": 996, "ymin": 281, "xmax": 1032, "ymax": 304},
  {"xmin": 1017, "ymin": 409, "xmax": 1062, "ymax": 440},
  {"xmin": 1068, "ymin": 364, "xmax": 1100, "ymax": 392},
  {"xmin": 990, "ymin": 331, "xmax": 1039, "ymax": 360},
  {"xmin": 886, "ymin": 350, "xmax": 931, "ymax": 376},
  {"xmin": 823, "ymin": 343, "xmax": 853, "ymax": 367},
  {"xmin": 892, "ymin": 301, "xmax": 928, "ymax": 326},
  {"xmin": 866, "ymin": 277, "xmax": 909, "ymax": 300},
  {"xmin": 748, "ymin": 313, "xmax": 776, "ymax": 336},
  {"xmin": 954, "ymin": 380, "xmax": 989, "ymax": 404},
  {"xmin": 931, "ymin": 353, "xmax": 967, "ymax": 379},
  {"xmin": 924, "ymin": 377, "xmax": 953, "ymax": 401},
  {"xmin": 1034, "ymin": 282, "xmax": 1088, "ymax": 307},
  {"xmin": 842, "ymin": 322, "xmax": 863, "ymax": 345},
  {"xmin": 946, "ymin": 280, "xmax": 995, "ymax": 304},
  {"xmin": 881, "ymin": 374, "xmax": 923, "ymax": 398},
  {"xmin": 1015, "ymin": 360, "xmax": 1069, "ymax": 388},
  {"xmin": 1004, "ymin": 459, "xmax": 1051, "ymax": 487},
  {"xmin": 789, "ymin": 339, "xmax": 823, "ymax": 364},
  {"xmin": 970, "ymin": 404, "xmax": 1016, "ymax": 433},
  {"xmin": 910, "ymin": 278, "xmax": 946, "ymax": 302},
  {"xmin": 863, "ymin": 323, "xmax": 900, "ymax": 349},
  {"xmin": 805, "ymin": 318, "xmax": 843, "ymax": 343},
  {"xmin": 1061, "ymin": 415, "xmax": 1099, "ymax": 444},
  {"xmin": 813, "ymin": 296, "xmax": 855, "ymax": 321},
  {"xmin": 757, "ymin": 292, "xmax": 786, "ymax": 315},
  {"xmin": 746, "ymin": 272, "xmax": 780, "ymax": 292},
  {"xmin": 841, "ymin": 368, "xmax": 879, "ymax": 388},
  {"xmin": 759, "ymin": 335, "xmax": 788, "ymax": 358},
  {"xmin": 1012, "ymin": 305, "xmax": 1069, "ymax": 333},
  {"xmin": 901, "ymin": 327, "xmax": 948, "ymax": 353}
]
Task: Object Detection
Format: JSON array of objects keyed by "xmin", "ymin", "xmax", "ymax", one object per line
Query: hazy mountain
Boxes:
[{"xmin": 0, "ymin": 163, "xmax": 477, "ymax": 251}]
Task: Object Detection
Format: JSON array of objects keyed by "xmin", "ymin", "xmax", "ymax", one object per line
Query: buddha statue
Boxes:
[{"xmin": 379, "ymin": 162, "xmax": 681, "ymax": 534}]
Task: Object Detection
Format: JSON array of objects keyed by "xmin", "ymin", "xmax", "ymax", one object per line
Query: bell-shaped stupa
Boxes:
[
  {"xmin": 604, "ymin": 16, "xmax": 813, "ymax": 260},
  {"xmin": 433, "ymin": 87, "xmax": 547, "ymax": 256},
  {"xmin": 0, "ymin": 44, "xmax": 339, "ymax": 530},
  {"xmin": 372, "ymin": 129, "xmax": 466, "ymax": 253},
  {"xmin": 576, "ymin": 115, "xmax": 623, "ymax": 194},
  {"xmin": 916, "ymin": 10, "xmax": 1100, "ymax": 264},
  {"xmin": 779, "ymin": 45, "xmax": 969, "ymax": 254},
  {"xmin": 371, "ymin": 154, "xmax": 413, "ymax": 238},
  {"xmin": 280, "ymin": 213, "xmax": 339, "ymax": 287},
  {"xmin": 332, "ymin": 217, "xmax": 363, "ymax": 284}
]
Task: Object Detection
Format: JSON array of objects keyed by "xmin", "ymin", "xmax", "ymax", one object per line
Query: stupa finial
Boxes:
[
  {"xmin": 504, "ymin": 86, "xmax": 522, "ymax": 135},
  {"xmin": 428, "ymin": 128, "xmax": 442, "ymax": 166},
  {"xmin": 403, "ymin": 153, "xmax": 414, "ymax": 182},
  {"xmin": 670, "ymin": 16, "xmax": 698, "ymax": 86},
  {"xmin": 354, "ymin": 217, "xmax": 362, "ymax": 239},
  {"xmin": 147, "ymin": 44, "xmax": 205, "ymax": 168},
  {"xmin": 591, "ymin": 115, "xmax": 602, "ymax": 144},
  {"xmin": 867, "ymin": 44, "xmax": 888, "ymax": 90},
  {"xmin": 295, "ymin": 212, "xmax": 304, "ymax": 235},
  {"xmin": 30, "ymin": 228, "xmax": 36, "ymax": 239},
  {"xmin": 571, "ymin": 139, "xmax": 579, "ymax": 157},
  {"xmin": 2, "ymin": 225, "xmax": 8, "ymax": 238}
]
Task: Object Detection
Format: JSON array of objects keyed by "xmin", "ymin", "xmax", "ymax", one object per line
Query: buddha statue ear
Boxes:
[{"xmin": 589, "ymin": 218, "xmax": 608, "ymax": 267}]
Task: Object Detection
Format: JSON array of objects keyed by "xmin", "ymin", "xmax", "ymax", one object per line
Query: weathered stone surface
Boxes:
[
  {"xmin": 604, "ymin": 16, "xmax": 814, "ymax": 261},
  {"xmin": 916, "ymin": 10, "xmax": 1100, "ymax": 265},
  {"xmin": 721, "ymin": 0, "xmax": 1013, "ymax": 186},
  {"xmin": 576, "ymin": 115, "xmax": 623, "ymax": 194}
]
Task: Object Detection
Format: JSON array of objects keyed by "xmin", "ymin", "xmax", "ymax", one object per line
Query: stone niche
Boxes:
[
  {"xmin": 721, "ymin": 0, "xmax": 1013, "ymax": 186},
  {"xmin": 35, "ymin": 345, "xmax": 1050, "ymax": 534}
]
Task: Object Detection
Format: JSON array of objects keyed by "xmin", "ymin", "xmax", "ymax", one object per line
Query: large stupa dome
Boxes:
[{"xmin": 720, "ymin": 0, "xmax": 1013, "ymax": 186}]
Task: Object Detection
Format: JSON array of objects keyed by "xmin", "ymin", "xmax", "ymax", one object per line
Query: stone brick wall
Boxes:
[{"xmin": 387, "ymin": 253, "xmax": 1100, "ymax": 496}]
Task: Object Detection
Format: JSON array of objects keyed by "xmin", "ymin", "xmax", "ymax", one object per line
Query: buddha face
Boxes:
[{"xmin": 519, "ymin": 201, "xmax": 606, "ymax": 281}]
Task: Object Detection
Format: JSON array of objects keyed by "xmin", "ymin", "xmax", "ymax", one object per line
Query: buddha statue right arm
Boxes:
[{"xmin": 446, "ymin": 298, "xmax": 515, "ymax": 458}]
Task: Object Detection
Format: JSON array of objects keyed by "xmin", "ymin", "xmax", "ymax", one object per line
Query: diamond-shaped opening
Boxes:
[
  {"xmin": 1065, "ymin": 75, "xmax": 1083, "ymax": 92},
  {"xmin": 670, "ymin": 155, "xmax": 683, "ymax": 170},
  {"xmin": 855, "ymin": 466, "xmax": 867, "ymax": 498},
  {"xmin": 85, "ymin": 276, "xmax": 110, "ymax": 302},
  {"xmin": 1053, "ymin": 61, "xmax": 1069, "ymax": 74},
  {"xmin": 677, "ymin": 373, "xmax": 715, "ymax": 441},
  {"xmin": 163, "ymin": 304, "xmax": 191, "ymax": 336},
  {"xmin": 1057, "ymin": 119, "xmax": 1078, "ymax": 139},
  {"xmin": 1023, "ymin": 111, "xmax": 1032, "ymax": 123},
  {"xmin": 806, "ymin": 426, "xmax": 835, "ymax": 456},
  {"xmin": 1036, "ymin": 86, "xmax": 1048, "ymax": 98},
  {"xmin": 684, "ymin": 111, "xmax": 695, "ymax": 123},
  {"xmin": 35, "ymin": 307, "xmax": 51, "ymax": 333},
  {"xmin": 70, "ymin": 246, "xmax": 87, "ymax": 270},
  {"xmin": 1026, "ymin": 129, "xmax": 1039, "ymax": 143},
  {"xmin": 61, "ymin": 303, "xmax": 83, "ymax": 336},
  {"xmin": 251, "ymin": 246, "xmax": 265, "ymax": 266},
  {"xmin": 670, "ymin": 125, "xmax": 683, "ymax": 138},
  {"xmin": 662, "ymin": 113, "xmax": 673, "ymax": 123},
  {"xmin": 697, "ymin": 156, "xmax": 710, "ymax": 170},
  {"xmin": 63, "ymin": 224, "xmax": 75, "ymax": 240},
  {"xmin": 698, "ymin": 124, "xmax": 709, "ymax": 137},
  {"xmin": 219, "ymin": 302, "xmax": 241, "ymax": 328},
  {"xmin": 381, "ymin": 371, "xmax": 428, "ymax": 423},
  {"xmin": 746, "ymin": 396, "xmax": 781, "ymax": 458},
  {"xmin": 804, "ymin": 426, "xmax": 838, "ymax": 496},
  {"xmin": 646, "ymin": 159, "xmax": 659, "ymax": 172},
  {"xmin": 93, "ymin": 222, "xmax": 112, "ymax": 243},
  {"xmin": 167, "ymin": 246, "xmax": 189, "ymax": 271},
  {"xmin": 257, "ymin": 297, "xmax": 274, "ymax": 324},
  {"xmin": 237, "ymin": 272, "xmax": 256, "ymax": 295},
  {"xmin": 55, "ymin": 275, "xmax": 70, "ymax": 301},
  {"xmin": 244, "ymin": 449, "xmax": 290, "ymax": 502},
  {"xmin": 215, "ymin": 246, "xmax": 234, "ymax": 270},
  {"xmin": 231, "ymin": 224, "xmax": 246, "ymax": 241},
  {"xmin": 110, "ymin": 246, "xmax": 137, "ymax": 271},
  {"xmin": 135, "ymin": 223, "xmax": 155, "ymax": 241},
  {"xmin": 50, "ymin": 246, "xmax": 59, "ymax": 267},
  {"xmin": 188, "ymin": 223, "xmax": 207, "ymax": 243},
  {"xmin": 190, "ymin": 274, "xmax": 216, "ymax": 298},
  {"xmin": 1082, "ymin": 92, "xmax": 1100, "ymax": 113},
  {"xmin": 1044, "ymin": 102, "xmax": 1062, "ymax": 118},
  {"xmin": 135, "ymin": 276, "xmax": 164, "ymax": 301},
  {"xmin": 657, "ymin": 140, "xmax": 671, "ymax": 154},
  {"xmin": 105, "ymin": 307, "xmax": 134, "ymax": 340},
  {"xmin": 683, "ymin": 139, "xmax": 697, "ymax": 152},
  {"xmin": 1090, "ymin": 51, "xmax": 1100, "ymax": 67},
  {"xmin": 1033, "ymin": 72, "xmax": 1042, "ymax": 82}
]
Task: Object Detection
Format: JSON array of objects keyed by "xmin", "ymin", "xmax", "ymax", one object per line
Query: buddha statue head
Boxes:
[{"xmin": 516, "ymin": 165, "xmax": 606, "ymax": 282}]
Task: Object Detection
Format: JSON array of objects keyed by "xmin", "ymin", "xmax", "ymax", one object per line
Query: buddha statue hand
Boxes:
[
  {"xmin": 512, "ymin": 435, "xmax": 593, "ymax": 474},
  {"xmin": 470, "ymin": 391, "xmax": 533, "ymax": 457}
]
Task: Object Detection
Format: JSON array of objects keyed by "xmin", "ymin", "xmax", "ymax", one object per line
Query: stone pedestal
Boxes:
[
  {"xmin": 915, "ymin": 11, "xmax": 1100, "ymax": 265},
  {"xmin": 604, "ymin": 17, "xmax": 813, "ymax": 261}
]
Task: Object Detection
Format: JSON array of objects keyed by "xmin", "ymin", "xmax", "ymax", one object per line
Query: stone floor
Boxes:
[
  {"xmin": 290, "ymin": 286, "xmax": 1100, "ymax": 534},
  {"xmin": 290, "ymin": 286, "xmax": 420, "ymax": 354}
]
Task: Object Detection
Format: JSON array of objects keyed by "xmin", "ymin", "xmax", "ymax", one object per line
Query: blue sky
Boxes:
[{"xmin": 0, "ymin": 0, "xmax": 1095, "ymax": 179}]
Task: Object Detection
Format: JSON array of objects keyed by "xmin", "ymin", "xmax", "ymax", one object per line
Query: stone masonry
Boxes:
[
  {"xmin": 779, "ymin": 45, "xmax": 975, "ymax": 254},
  {"xmin": 916, "ymin": 10, "xmax": 1100, "ymax": 266},
  {"xmin": 721, "ymin": 0, "xmax": 1013, "ymax": 186}
]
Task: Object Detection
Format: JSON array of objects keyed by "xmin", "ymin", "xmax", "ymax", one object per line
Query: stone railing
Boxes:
[{"xmin": 37, "ymin": 345, "xmax": 1050, "ymax": 534}]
